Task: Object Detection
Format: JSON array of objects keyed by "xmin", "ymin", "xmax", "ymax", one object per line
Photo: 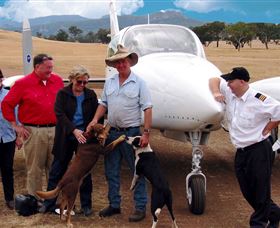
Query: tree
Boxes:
[
  {"xmin": 225, "ymin": 22, "xmax": 255, "ymax": 51},
  {"xmin": 254, "ymin": 23, "xmax": 279, "ymax": 49},
  {"xmin": 95, "ymin": 28, "xmax": 110, "ymax": 43},
  {"xmin": 68, "ymin": 26, "xmax": 83, "ymax": 41},
  {"xmin": 55, "ymin": 29, "xmax": 69, "ymax": 41},
  {"xmin": 192, "ymin": 25, "xmax": 213, "ymax": 46},
  {"xmin": 206, "ymin": 21, "xmax": 226, "ymax": 47},
  {"xmin": 193, "ymin": 21, "xmax": 225, "ymax": 47}
]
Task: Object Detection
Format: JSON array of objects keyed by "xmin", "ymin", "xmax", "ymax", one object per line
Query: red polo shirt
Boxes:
[{"xmin": 2, "ymin": 71, "xmax": 64, "ymax": 125}]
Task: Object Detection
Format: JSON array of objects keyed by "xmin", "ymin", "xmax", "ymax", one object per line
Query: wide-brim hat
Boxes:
[
  {"xmin": 105, "ymin": 44, "xmax": 138, "ymax": 68},
  {"xmin": 221, "ymin": 67, "xmax": 250, "ymax": 82}
]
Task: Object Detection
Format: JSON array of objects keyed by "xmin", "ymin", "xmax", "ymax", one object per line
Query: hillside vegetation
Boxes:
[{"xmin": 0, "ymin": 29, "xmax": 279, "ymax": 81}]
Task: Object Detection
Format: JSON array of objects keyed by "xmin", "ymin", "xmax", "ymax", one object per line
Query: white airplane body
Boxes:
[
  {"xmin": 106, "ymin": 0, "xmax": 280, "ymax": 214},
  {"xmin": 3, "ymin": 0, "xmax": 280, "ymax": 215}
]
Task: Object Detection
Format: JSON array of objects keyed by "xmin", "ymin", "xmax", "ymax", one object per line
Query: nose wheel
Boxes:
[{"xmin": 187, "ymin": 174, "xmax": 206, "ymax": 214}]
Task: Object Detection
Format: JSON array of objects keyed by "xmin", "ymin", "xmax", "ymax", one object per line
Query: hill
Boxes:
[{"xmin": 0, "ymin": 11, "xmax": 204, "ymax": 36}]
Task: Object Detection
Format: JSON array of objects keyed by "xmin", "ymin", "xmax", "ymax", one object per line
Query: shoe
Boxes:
[
  {"xmin": 82, "ymin": 207, "xmax": 93, "ymax": 217},
  {"xmin": 99, "ymin": 206, "xmax": 121, "ymax": 217},
  {"xmin": 6, "ymin": 200, "xmax": 14, "ymax": 210},
  {"xmin": 38, "ymin": 204, "xmax": 47, "ymax": 213},
  {"xmin": 268, "ymin": 220, "xmax": 280, "ymax": 228},
  {"xmin": 129, "ymin": 210, "xmax": 146, "ymax": 222}
]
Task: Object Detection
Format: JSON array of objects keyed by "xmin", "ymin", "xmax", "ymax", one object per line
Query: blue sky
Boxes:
[{"xmin": 0, "ymin": 0, "xmax": 279, "ymax": 23}]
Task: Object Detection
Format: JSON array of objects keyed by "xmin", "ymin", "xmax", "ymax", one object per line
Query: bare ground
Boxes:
[{"xmin": 1, "ymin": 129, "xmax": 280, "ymax": 228}]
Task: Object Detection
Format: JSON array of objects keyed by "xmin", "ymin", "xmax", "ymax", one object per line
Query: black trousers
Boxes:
[
  {"xmin": 235, "ymin": 139, "xmax": 280, "ymax": 227},
  {"xmin": 43, "ymin": 139, "xmax": 92, "ymax": 211},
  {"xmin": 0, "ymin": 139, "xmax": 16, "ymax": 202}
]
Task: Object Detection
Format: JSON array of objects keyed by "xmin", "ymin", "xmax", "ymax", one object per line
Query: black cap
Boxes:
[{"xmin": 221, "ymin": 67, "xmax": 250, "ymax": 82}]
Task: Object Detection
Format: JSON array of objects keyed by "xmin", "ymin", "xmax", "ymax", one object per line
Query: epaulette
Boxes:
[{"xmin": 255, "ymin": 93, "xmax": 267, "ymax": 101}]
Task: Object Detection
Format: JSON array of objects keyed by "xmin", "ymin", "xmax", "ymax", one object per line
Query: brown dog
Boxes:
[{"xmin": 36, "ymin": 123, "xmax": 125, "ymax": 228}]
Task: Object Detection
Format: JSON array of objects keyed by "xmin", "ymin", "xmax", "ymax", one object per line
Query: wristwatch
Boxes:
[{"xmin": 143, "ymin": 128, "xmax": 150, "ymax": 134}]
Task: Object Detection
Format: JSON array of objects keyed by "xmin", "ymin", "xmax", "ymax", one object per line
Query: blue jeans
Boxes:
[{"xmin": 104, "ymin": 127, "xmax": 147, "ymax": 211}]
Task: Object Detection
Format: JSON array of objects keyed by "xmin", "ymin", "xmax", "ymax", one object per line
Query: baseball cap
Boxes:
[{"xmin": 221, "ymin": 67, "xmax": 250, "ymax": 82}]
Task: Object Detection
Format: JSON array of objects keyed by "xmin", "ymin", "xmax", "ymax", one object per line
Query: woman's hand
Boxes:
[{"xmin": 73, "ymin": 129, "xmax": 87, "ymax": 144}]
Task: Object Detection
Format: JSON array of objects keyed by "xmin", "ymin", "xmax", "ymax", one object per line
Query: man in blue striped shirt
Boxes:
[
  {"xmin": 87, "ymin": 45, "xmax": 152, "ymax": 222},
  {"xmin": 0, "ymin": 69, "xmax": 22, "ymax": 210}
]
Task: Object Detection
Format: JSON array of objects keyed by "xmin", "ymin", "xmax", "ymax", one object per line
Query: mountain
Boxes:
[{"xmin": 0, "ymin": 11, "xmax": 204, "ymax": 36}]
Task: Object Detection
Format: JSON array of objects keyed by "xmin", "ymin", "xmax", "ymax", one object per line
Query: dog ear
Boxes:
[{"xmin": 132, "ymin": 137, "xmax": 141, "ymax": 148}]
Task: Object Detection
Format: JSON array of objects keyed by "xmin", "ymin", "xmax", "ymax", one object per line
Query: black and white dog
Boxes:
[{"xmin": 126, "ymin": 136, "xmax": 178, "ymax": 228}]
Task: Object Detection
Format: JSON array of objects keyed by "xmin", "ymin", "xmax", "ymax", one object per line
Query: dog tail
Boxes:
[{"xmin": 36, "ymin": 187, "xmax": 60, "ymax": 199}]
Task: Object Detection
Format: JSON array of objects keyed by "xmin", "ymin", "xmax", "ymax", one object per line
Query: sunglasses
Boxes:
[{"xmin": 76, "ymin": 80, "xmax": 88, "ymax": 85}]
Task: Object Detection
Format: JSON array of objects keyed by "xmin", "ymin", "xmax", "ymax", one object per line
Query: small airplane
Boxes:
[
  {"xmin": 3, "ymin": 0, "xmax": 280, "ymax": 215},
  {"xmin": 105, "ymin": 0, "xmax": 280, "ymax": 215}
]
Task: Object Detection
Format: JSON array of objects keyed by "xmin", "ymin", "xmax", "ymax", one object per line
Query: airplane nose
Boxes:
[{"xmin": 133, "ymin": 53, "xmax": 224, "ymax": 131}]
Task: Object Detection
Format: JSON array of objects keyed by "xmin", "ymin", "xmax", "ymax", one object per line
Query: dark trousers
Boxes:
[
  {"xmin": 44, "ymin": 139, "xmax": 92, "ymax": 211},
  {"xmin": 0, "ymin": 139, "xmax": 16, "ymax": 202},
  {"xmin": 235, "ymin": 139, "xmax": 280, "ymax": 227}
]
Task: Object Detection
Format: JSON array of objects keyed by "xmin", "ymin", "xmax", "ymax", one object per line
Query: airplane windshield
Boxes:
[{"xmin": 122, "ymin": 25, "xmax": 199, "ymax": 57}]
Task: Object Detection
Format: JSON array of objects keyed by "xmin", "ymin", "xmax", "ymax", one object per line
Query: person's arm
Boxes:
[
  {"xmin": 2, "ymin": 85, "xmax": 30, "ymax": 140},
  {"xmin": 209, "ymin": 77, "xmax": 225, "ymax": 103},
  {"xmin": 140, "ymin": 107, "xmax": 152, "ymax": 147},
  {"xmin": 262, "ymin": 120, "xmax": 280, "ymax": 136},
  {"xmin": 86, "ymin": 104, "xmax": 107, "ymax": 132}
]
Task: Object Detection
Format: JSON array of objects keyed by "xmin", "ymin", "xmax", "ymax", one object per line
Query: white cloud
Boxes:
[
  {"xmin": 0, "ymin": 0, "xmax": 144, "ymax": 22},
  {"xmin": 173, "ymin": 0, "xmax": 231, "ymax": 13}
]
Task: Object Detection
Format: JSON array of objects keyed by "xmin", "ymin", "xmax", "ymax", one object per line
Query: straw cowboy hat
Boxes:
[{"xmin": 105, "ymin": 44, "xmax": 138, "ymax": 68}]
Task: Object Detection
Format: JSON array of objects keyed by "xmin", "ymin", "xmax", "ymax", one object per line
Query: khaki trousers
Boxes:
[{"xmin": 23, "ymin": 126, "xmax": 55, "ymax": 196}]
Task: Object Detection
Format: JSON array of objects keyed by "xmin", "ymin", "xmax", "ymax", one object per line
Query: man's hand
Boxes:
[
  {"xmin": 140, "ymin": 133, "xmax": 149, "ymax": 147},
  {"xmin": 15, "ymin": 136, "xmax": 23, "ymax": 150},
  {"xmin": 86, "ymin": 120, "xmax": 97, "ymax": 133},
  {"xmin": 262, "ymin": 121, "xmax": 280, "ymax": 136},
  {"xmin": 213, "ymin": 92, "xmax": 226, "ymax": 103},
  {"xmin": 14, "ymin": 125, "xmax": 30, "ymax": 140}
]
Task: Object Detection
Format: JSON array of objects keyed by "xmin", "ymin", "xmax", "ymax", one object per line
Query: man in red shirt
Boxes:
[{"xmin": 2, "ymin": 54, "xmax": 64, "ymax": 197}]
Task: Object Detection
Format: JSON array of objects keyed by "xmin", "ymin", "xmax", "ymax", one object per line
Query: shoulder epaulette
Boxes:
[{"xmin": 255, "ymin": 93, "xmax": 267, "ymax": 101}]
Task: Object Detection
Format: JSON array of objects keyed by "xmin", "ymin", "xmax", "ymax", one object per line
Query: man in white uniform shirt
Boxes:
[{"xmin": 209, "ymin": 67, "xmax": 280, "ymax": 228}]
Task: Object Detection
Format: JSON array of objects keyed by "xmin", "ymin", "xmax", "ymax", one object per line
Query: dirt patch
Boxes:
[{"xmin": 1, "ymin": 129, "xmax": 280, "ymax": 228}]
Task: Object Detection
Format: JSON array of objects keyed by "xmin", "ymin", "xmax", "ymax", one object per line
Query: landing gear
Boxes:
[
  {"xmin": 187, "ymin": 175, "xmax": 205, "ymax": 214},
  {"xmin": 185, "ymin": 131, "xmax": 207, "ymax": 215}
]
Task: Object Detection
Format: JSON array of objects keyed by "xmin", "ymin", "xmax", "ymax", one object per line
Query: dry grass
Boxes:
[{"xmin": 1, "ymin": 29, "xmax": 280, "ymax": 228}]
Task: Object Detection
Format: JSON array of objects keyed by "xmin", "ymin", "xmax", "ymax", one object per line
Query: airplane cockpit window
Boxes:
[{"xmin": 122, "ymin": 25, "xmax": 199, "ymax": 57}]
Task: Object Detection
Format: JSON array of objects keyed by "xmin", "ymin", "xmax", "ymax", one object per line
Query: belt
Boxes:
[
  {"xmin": 110, "ymin": 126, "xmax": 139, "ymax": 132},
  {"xmin": 237, "ymin": 138, "xmax": 270, "ymax": 152},
  {"xmin": 24, "ymin": 123, "xmax": 56, "ymax": 128}
]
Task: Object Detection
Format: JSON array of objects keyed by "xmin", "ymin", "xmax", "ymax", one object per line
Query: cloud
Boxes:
[
  {"xmin": 0, "ymin": 0, "xmax": 144, "ymax": 22},
  {"xmin": 173, "ymin": 0, "xmax": 231, "ymax": 13}
]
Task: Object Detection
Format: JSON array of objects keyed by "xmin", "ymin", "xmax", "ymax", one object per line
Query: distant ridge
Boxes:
[{"xmin": 0, "ymin": 11, "xmax": 204, "ymax": 36}]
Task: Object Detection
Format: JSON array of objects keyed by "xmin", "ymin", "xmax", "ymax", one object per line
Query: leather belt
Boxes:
[
  {"xmin": 110, "ymin": 126, "xmax": 139, "ymax": 132},
  {"xmin": 237, "ymin": 138, "xmax": 270, "ymax": 152},
  {"xmin": 24, "ymin": 123, "xmax": 56, "ymax": 128}
]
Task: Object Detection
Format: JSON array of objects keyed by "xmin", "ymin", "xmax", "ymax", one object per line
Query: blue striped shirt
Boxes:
[
  {"xmin": 0, "ymin": 88, "xmax": 16, "ymax": 143},
  {"xmin": 100, "ymin": 71, "xmax": 152, "ymax": 128}
]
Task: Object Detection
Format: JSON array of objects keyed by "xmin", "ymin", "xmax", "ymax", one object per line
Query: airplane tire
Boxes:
[{"xmin": 188, "ymin": 176, "xmax": 205, "ymax": 215}]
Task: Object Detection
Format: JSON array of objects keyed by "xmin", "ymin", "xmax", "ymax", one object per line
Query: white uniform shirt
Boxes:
[{"xmin": 220, "ymin": 79, "xmax": 280, "ymax": 148}]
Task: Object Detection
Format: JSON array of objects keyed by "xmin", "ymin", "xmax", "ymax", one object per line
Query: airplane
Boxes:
[
  {"xmin": 105, "ymin": 0, "xmax": 280, "ymax": 215},
  {"xmin": 3, "ymin": 0, "xmax": 280, "ymax": 215}
]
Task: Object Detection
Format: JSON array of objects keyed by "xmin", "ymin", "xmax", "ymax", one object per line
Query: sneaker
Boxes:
[
  {"xmin": 6, "ymin": 200, "xmax": 14, "ymax": 210},
  {"xmin": 129, "ymin": 210, "xmax": 146, "ymax": 222},
  {"xmin": 99, "ymin": 206, "xmax": 121, "ymax": 217},
  {"xmin": 82, "ymin": 207, "xmax": 93, "ymax": 217}
]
